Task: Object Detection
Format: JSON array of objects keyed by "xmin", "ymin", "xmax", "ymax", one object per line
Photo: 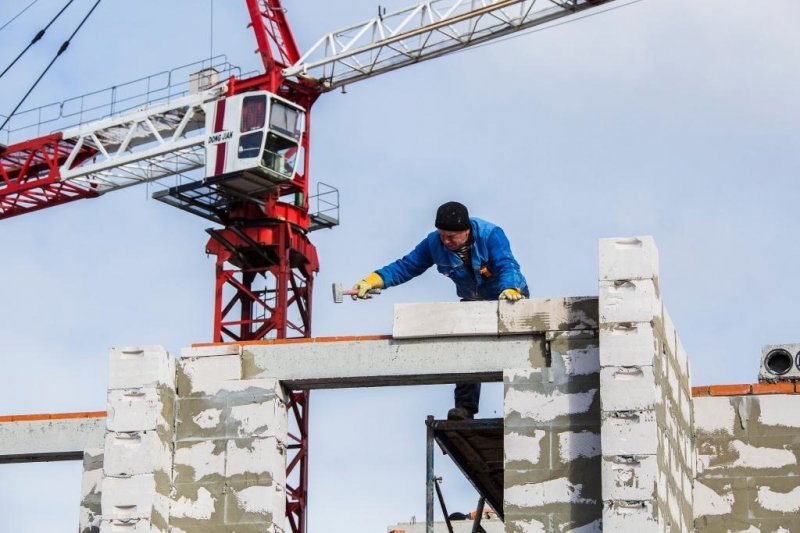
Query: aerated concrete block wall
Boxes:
[
  {"xmin": 101, "ymin": 346, "xmax": 176, "ymax": 532},
  {"xmin": 693, "ymin": 387, "xmax": 800, "ymax": 531},
  {"xmin": 389, "ymin": 297, "xmax": 601, "ymax": 531},
  {"xmin": 172, "ymin": 344, "xmax": 288, "ymax": 533},
  {"xmin": 79, "ymin": 447, "xmax": 103, "ymax": 533},
  {"xmin": 88, "ymin": 344, "xmax": 288, "ymax": 533},
  {"xmin": 599, "ymin": 237, "xmax": 694, "ymax": 532},
  {"xmin": 501, "ymin": 299, "xmax": 602, "ymax": 532}
]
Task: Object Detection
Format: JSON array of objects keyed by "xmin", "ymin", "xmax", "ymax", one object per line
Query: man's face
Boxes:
[{"xmin": 438, "ymin": 228, "xmax": 471, "ymax": 251}]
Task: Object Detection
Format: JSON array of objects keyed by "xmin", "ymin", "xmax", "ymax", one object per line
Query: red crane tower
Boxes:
[{"xmin": 0, "ymin": 1, "xmax": 620, "ymax": 530}]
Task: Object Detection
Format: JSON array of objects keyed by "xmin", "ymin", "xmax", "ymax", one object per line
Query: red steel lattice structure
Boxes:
[
  {"xmin": 0, "ymin": 133, "xmax": 98, "ymax": 217},
  {"xmin": 210, "ymin": 2, "xmax": 322, "ymax": 531}
]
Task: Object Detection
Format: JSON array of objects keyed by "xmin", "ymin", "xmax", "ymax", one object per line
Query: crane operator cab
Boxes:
[{"xmin": 204, "ymin": 91, "xmax": 306, "ymax": 199}]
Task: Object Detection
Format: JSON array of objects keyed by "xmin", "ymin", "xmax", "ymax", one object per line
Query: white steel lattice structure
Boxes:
[
  {"xmin": 284, "ymin": 0, "xmax": 614, "ymax": 89},
  {"xmin": 59, "ymin": 88, "xmax": 224, "ymax": 193}
]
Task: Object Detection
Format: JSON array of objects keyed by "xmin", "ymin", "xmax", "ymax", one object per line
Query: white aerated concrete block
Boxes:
[
  {"xmin": 178, "ymin": 354, "xmax": 242, "ymax": 396},
  {"xmin": 101, "ymin": 474, "xmax": 169, "ymax": 521},
  {"xmin": 229, "ymin": 482, "xmax": 286, "ymax": 522},
  {"xmin": 600, "ymin": 366, "xmax": 656, "ymax": 412},
  {"xmin": 240, "ymin": 377, "xmax": 287, "ymax": 402},
  {"xmin": 107, "ymin": 388, "xmax": 170, "ymax": 433},
  {"xmin": 600, "ymin": 279, "xmax": 661, "ymax": 324},
  {"xmin": 180, "ymin": 344, "xmax": 242, "ymax": 358},
  {"xmin": 172, "ymin": 440, "xmax": 226, "ymax": 482},
  {"xmin": 225, "ymin": 438, "xmax": 286, "ymax": 483},
  {"xmin": 756, "ymin": 395, "xmax": 800, "ymax": 428},
  {"xmin": 80, "ymin": 448, "xmax": 104, "ymax": 532},
  {"xmin": 600, "ymin": 323, "xmax": 658, "ymax": 367},
  {"xmin": 599, "ymin": 236, "xmax": 659, "ymax": 281},
  {"xmin": 601, "ymin": 411, "xmax": 658, "ymax": 455},
  {"xmin": 675, "ymin": 335, "xmax": 690, "ymax": 383},
  {"xmin": 392, "ymin": 301, "xmax": 498, "ymax": 338},
  {"xmin": 693, "ymin": 396, "xmax": 736, "ymax": 436},
  {"xmin": 108, "ymin": 346, "xmax": 175, "ymax": 390},
  {"xmin": 99, "ymin": 519, "xmax": 154, "ymax": 532},
  {"xmin": 661, "ymin": 308, "xmax": 677, "ymax": 358},
  {"xmin": 602, "ymin": 455, "xmax": 658, "ymax": 500},
  {"xmin": 498, "ymin": 297, "xmax": 597, "ymax": 333},
  {"xmin": 692, "ymin": 480, "xmax": 732, "ymax": 519},
  {"xmin": 229, "ymin": 396, "xmax": 288, "ymax": 440},
  {"xmin": 603, "ymin": 501, "xmax": 658, "ymax": 531},
  {"xmin": 505, "ymin": 386, "xmax": 599, "ymax": 423},
  {"xmin": 103, "ymin": 432, "xmax": 171, "ymax": 477}
]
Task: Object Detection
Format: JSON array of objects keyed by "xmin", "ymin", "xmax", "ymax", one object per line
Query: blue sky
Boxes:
[{"xmin": 1, "ymin": 0, "xmax": 799, "ymax": 531}]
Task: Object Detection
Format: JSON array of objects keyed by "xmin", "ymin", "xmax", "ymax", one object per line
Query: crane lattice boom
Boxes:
[{"xmin": 284, "ymin": 0, "xmax": 615, "ymax": 90}]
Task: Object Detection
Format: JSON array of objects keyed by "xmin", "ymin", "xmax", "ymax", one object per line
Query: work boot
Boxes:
[{"xmin": 447, "ymin": 406, "xmax": 476, "ymax": 420}]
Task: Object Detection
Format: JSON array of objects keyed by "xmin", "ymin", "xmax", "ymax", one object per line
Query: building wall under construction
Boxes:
[
  {"xmin": 503, "ymin": 307, "xmax": 601, "ymax": 532},
  {"xmin": 692, "ymin": 387, "xmax": 800, "ymax": 531},
  {"xmin": 10, "ymin": 235, "xmax": 799, "ymax": 532},
  {"xmin": 88, "ymin": 345, "xmax": 288, "ymax": 533},
  {"xmin": 599, "ymin": 236, "xmax": 694, "ymax": 532}
]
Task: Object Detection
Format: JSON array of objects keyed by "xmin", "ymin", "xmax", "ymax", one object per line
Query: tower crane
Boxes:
[{"xmin": 0, "ymin": 0, "xmax": 621, "ymax": 531}]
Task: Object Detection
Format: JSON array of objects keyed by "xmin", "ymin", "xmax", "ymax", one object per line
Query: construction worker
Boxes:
[{"xmin": 352, "ymin": 201, "xmax": 529, "ymax": 420}]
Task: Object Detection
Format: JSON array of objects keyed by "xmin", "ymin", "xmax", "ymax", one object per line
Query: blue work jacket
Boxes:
[{"xmin": 376, "ymin": 218, "xmax": 529, "ymax": 301}]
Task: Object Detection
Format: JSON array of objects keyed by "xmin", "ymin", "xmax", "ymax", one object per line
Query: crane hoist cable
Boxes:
[
  {"xmin": 0, "ymin": 0, "xmax": 41, "ymax": 34},
  {"xmin": 0, "ymin": 0, "xmax": 75, "ymax": 81},
  {"xmin": 0, "ymin": 0, "xmax": 102, "ymax": 133}
]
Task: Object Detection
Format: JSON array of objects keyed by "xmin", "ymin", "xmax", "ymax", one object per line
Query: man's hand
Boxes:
[
  {"xmin": 499, "ymin": 288, "xmax": 525, "ymax": 301},
  {"xmin": 352, "ymin": 272, "xmax": 385, "ymax": 300}
]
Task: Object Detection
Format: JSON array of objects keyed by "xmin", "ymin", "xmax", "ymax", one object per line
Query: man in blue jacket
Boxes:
[{"xmin": 352, "ymin": 201, "xmax": 529, "ymax": 420}]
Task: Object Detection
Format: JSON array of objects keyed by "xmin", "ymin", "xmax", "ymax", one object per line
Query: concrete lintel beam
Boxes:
[
  {"xmin": 242, "ymin": 336, "xmax": 544, "ymax": 389},
  {"xmin": 0, "ymin": 415, "xmax": 105, "ymax": 463}
]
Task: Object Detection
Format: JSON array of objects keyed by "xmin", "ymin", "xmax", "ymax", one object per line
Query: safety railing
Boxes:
[
  {"xmin": 309, "ymin": 181, "xmax": 340, "ymax": 231},
  {"xmin": 0, "ymin": 55, "xmax": 241, "ymax": 146}
]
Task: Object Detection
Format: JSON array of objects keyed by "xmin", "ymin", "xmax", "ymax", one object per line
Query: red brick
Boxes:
[
  {"xmin": 709, "ymin": 384, "xmax": 752, "ymax": 396},
  {"xmin": 692, "ymin": 386, "xmax": 710, "ymax": 397},
  {"xmin": 52, "ymin": 411, "xmax": 107, "ymax": 420},
  {"xmin": 12, "ymin": 413, "xmax": 52, "ymax": 422},
  {"xmin": 752, "ymin": 382, "xmax": 796, "ymax": 395}
]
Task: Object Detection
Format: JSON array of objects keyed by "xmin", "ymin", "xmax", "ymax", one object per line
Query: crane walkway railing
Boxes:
[{"xmin": 0, "ymin": 55, "xmax": 242, "ymax": 146}]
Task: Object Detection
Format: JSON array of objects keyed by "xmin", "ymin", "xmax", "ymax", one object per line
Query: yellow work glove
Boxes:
[
  {"xmin": 499, "ymin": 288, "xmax": 525, "ymax": 301},
  {"xmin": 352, "ymin": 272, "xmax": 384, "ymax": 300}
]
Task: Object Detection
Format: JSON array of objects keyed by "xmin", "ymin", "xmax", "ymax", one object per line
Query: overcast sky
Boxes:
[{"xmin": 1, "ymin": 0, "xmax": 799, "ymax": 531}]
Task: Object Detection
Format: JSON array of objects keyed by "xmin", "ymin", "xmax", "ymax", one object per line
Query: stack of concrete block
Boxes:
[
  {"xmin": 502, "ymin": 300, "xmax": 602, "ymax": 532},
  {"xmin": 171, "ymin": 344, "xmax": 287, "ymax": 533},
  {"xmin": 693, "ymin": 387, "xmax": 800, "ymax": 531},
  {"xmin": 599, "ymin": 237, "xmax": 694, "ymax": 531},
  {"xmin": 79, "ymin": 447, "xmax": 104, "ymax": 533},
  {"xmin": 101, "ymin": 346, "xmax": 176, "ymax": 532}
]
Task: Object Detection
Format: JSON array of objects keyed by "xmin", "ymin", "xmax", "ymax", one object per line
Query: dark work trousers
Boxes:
[
  {"xmin": 454, "ymin": 382, "xmax": 481, "ymax": 413},
  {"xmin": 455, "ymin": 296, "xmax": 481, "ymax": 413}
]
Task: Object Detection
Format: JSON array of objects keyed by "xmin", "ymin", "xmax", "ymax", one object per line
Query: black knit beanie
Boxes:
[{"xmin": 435, "ymin": 201, "xmax": 470, "ymax": 231}]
